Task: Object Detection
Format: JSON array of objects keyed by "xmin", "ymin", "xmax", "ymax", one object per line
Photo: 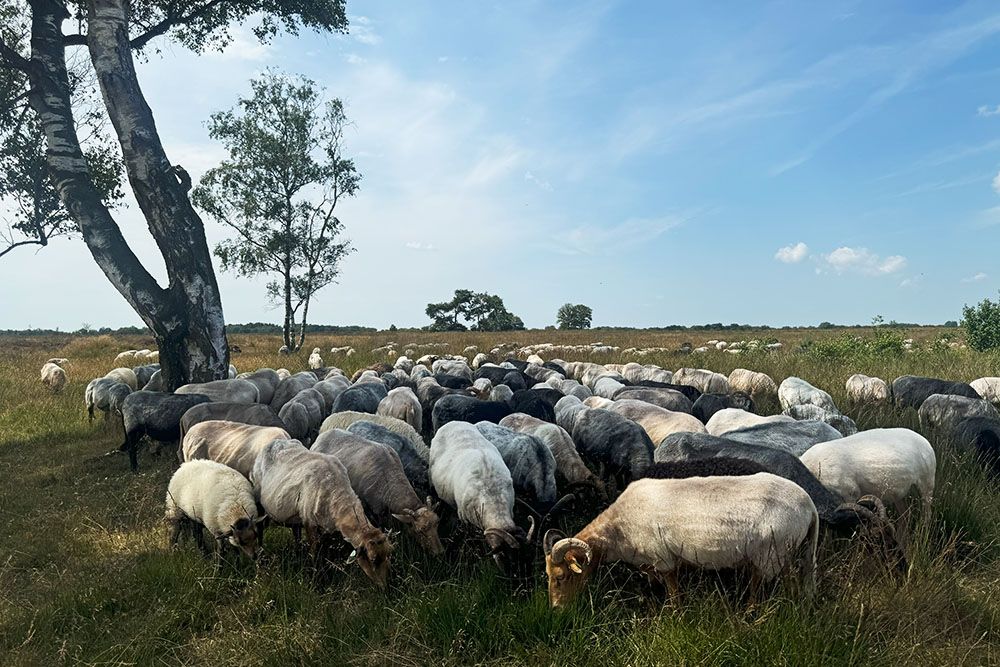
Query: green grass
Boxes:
[{"xmin": 1, "ymin": 329, "xmax": 999, "ymax": 665}]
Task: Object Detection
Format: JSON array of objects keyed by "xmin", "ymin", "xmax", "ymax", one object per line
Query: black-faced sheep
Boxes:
[
  {"xmin": 120, "ymin": 391, "xmax": 211, "ymax": 471},
  {"xmin": 431, "ymin": 394, "xmax": 512, "ymax": 433}
]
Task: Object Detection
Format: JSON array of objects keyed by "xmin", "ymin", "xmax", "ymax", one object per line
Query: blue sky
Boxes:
[{"xmin": 3, "ymin": 0, "xmax": 1000, "ymax": 329}]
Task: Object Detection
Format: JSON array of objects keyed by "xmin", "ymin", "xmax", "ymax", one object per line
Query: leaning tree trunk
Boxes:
[{"xmin": 22, "ymin": 0, "xmax": 229, "ymax": 389}]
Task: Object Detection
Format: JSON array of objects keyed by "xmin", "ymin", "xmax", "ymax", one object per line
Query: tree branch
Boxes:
[{"xmin": 0, "ymin": 236, "xmax": 46, "ymax": 259}]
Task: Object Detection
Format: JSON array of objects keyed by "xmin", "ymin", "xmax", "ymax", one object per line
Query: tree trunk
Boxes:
[
  {"xmin": 296, "ymin": 294, "xmax": 311, "ymax": 350},
  {"xmin": 282, "ymin": 263, "xmax": 294, "ymax": 351}
]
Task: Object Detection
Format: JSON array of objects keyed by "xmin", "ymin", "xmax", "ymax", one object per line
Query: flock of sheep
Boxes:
[{"xmin": 49, "ymin": 342, "xmax": 1000, "ymax": 608}]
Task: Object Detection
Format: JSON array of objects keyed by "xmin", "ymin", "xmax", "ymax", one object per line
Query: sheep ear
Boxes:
[
  {"xmin": 218, "ymin": 529, "xmax": 234, "ymax": 540},
  {"xmin": 566, "ymin": 558, "xmax": 584, "ymax": 575},
  {"xmin": 392, "ymin": 512, "xmax": 415, "ymax": 524}
]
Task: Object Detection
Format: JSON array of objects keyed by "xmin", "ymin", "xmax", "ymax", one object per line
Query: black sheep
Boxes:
[
  {"xmin": 511, "ymin": 389, "xmax": 557, "ymax": 422},
  {"xmin": 132, "ymin": 364, "xmax": 161, "ymax": 389},
  {"xmin": 331, "ymin": 382, "xmax": 388, "ymax": 414},
  {"xmin": 435, "ymin": 373, "xmax": 473, "ymax": 390},
  {"xmin": 639, "ymin": 457, "xmax": 769, "ymax": 479},
  {"xmin": 633, "ymin": 380, "xmax": 702, "ymax": 403},
  {"xmin": 431, "ymin": 394, "xmax": 512, "ymax": 433},
  {"xmin": 543, "ymin": 361, "xmax": 568, "ymax": 376},
  {"xmin": 949, "ymin": 417, "xmax": 1000, "ymax": 473},
  {"xmin": 120, "ymin": 391, "xmax": 212, "ymax": 471},
  {"xmin": 691, "ymin": 392, "xmax": 754, "ymax": 424},
  {"xmin": 613, "ymin": 386, "xmax": 694, "ymax": 413},
  {"xmin": 502, "ymin": 358, "xmax": 529, "ymax": 371},
  {"xmin": 570, "ymin": 408, "xmax": 654, "ymax": 481},
  {"xmin": 892, "ymin": 375, "xmax": 980, "ymax": 410}
]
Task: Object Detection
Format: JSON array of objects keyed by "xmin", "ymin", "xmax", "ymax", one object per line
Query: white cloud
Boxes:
[
  {"xmin": 524, "ymin": 170, "xmax": 553, "ymax": 191},
  {"xmin": 206, "ymin": 26, "xmax": 273, "ymax": 61},
  {"xmin": 820, "ymin": 246, "xmax": 907, "ymax": 276},
  {"xmin": 774, "ymin": 242, "xmax": 809, "ymax": 263},
  {"xmin": 962, "ymin": 272, "xmax": 988, "ymax": 283},
  {"xmin": 992, "ymin": 170, "xmax": 1000, "ymax": 194},
  {"xmin": 345, "ymin": 53, "xmax": 367, "ymax": 65},
  {"xmin": 438, "ymin": 56, "xmax": 449, "ymax": 63},
  {"xmin": 555, "ymin": 216, "xmax": 685, "ymax": 256},
  {"xmin": 405, "ymin": 241, "xmax": 437, "ymax": 251},
  {"xmin": 349, "ymin": 15, "xmax": 381, "ymax": 45},
  {"xmin": 978, "ymin": 104, "xmax": 1000, "ymax": 117}
]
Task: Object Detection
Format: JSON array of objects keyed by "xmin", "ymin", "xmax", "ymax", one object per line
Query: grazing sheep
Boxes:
[
  {"xmin": 489, "ymin": 384, "xmax": 515, "ymax": 405},
  {"xmin": 278, "ymin": 388, "xmax": 325, "ymax": 443},
  {"xmin": 948, "ymin": 417, "xmax": 1000, "ymax": 472},
  {"xmin": 431, "ymin": 394, "xmax": 512, "ymax": 433},
  {"xmin": 800, "ymin": 429, "xmax": 936, "ymax": 514},
  {"xmin": 430, "ymin": 422, "xmax": 534, "ymax": 570},
  {"xmin": 673, "ymin": 368, "xmax": 730, "ymax": 394},
  {"xmin": 313, "ymin": 376, "xmax": 352, "ymax": 414},
  {"xmin": 86, "ymin": 377, "xmax": 132, "ymax": 422},
  {"xmin": 918, "ymin": 394, "xmax": 1000, "ymax": 433},
  {"xmin": 253, "ymin": 439, "xmax": 393, "ymax": 588},
  {"xmin": 583, "ymin": 396, "xmax": 614, "ymax": 409},
  {"xmin": 311, "ymin": 430, "xmax": 444, "ymax": 555},
  {"xmin": 308, "ymin": 348, "xmax": 324, "ymax": 369},
  {"xmin": 523, "ymin": 364, "xmax": 563, "ymax": 383},
  {"xmin": 971, "ymin": 377, "xmax": 1000, "ymax": 404},
  {"xmin": 845, "ymin": 374, "xmax": 890, "ymax": 404},
  {"xmin": 640, "ymin": 457, "xmax": 770, "ymax": 479},
  {"xmin": 344, "ymin": 419, "xmax": 430, "ymax": 492},
  {"xmin": 143, "ymin": 370, "xmax": 165, "ymax": 392},
  {"xmin": 892, "ymin": 375, "xmax": 979, "ymax": 410},
  {"xmin": 433, "ymin": 359, "xmax": 473, "ymax": 381},
  {"xmin": 500, "ymin": 413, "xmax": 606, "ymax": 498},
  {"xmin": 728, "ymin": 369, "xmax": 778, "ymax": 400},
  {"xmin": 275, "ymin": 368, "xmax": 291, "ymax": 381},
  {"xmin": 475, "ymin": 422, "xmax": 559, "ymax": 509},
  {"xmin": 240, "ymin": 368, "xmax": 281, "ymax": 406},
  {"xmin": 165, "ymin": 459, "xmax": 264, "ymax": 561},
  {"xmin": 40, "ymin": 362, "xmax": 67, "ymax": 393},
  {"xmin": 621, "ymin": 363, "xmax": 674, "ymax": 385},
  {"xmin": 181, "ymin": 420, "xmax": 290, "ymax": 478},
  {"xmin": 320, "ymin": 411, "xmax": 427, "ymax": 455},
  {"xmin": 471, "ymin": 378, "xmax": 494, "ymax": 399},
  {"xmin": 606, "ymin": 399, "xmax": 707, "ymax": 444},
  {"xmin": 114, "ymin": 350, "xmax": 137, "ymax": 365},
  {"xmin": 511, "ymin": 389, "xmax": 557, "ymax": 422},
  {"xmin": 705, "ymin": 408, "xmax": 795, "ymax": 436},
  {"xmin": 105, "ymin": 367, "xmax": 138, "ymax": 391},
  {"xmin": 472, "ymin": 353, "xmax": 490, "ymax": 369},
  {"xmin": 377, "ymin": 387, "xmax": 423, "ymax": 433},
  {"xmin": 569, "ymin": 404, "xmax": 655, "ymax": 480},
  {"xmin": 270, "ymin": 372, "xmax": 318, "ymax": 411},
  {"xmin": 612, "ymin": 386, "xmax": 693, "ymax": 414},
  {"xmin": 554, "ymin": 395, "xmax": 589, "ymax": 434},
  {"xmin": 784, "ymin": 404, "xmax": 859, "ymax": 436},
  {"xmin": 691, "ymin": 392, "xmax": 754, "ymax": 424},
  {"xmin": 179, "ymin": 402, "xmax": 285, "ymax": 442},
  {"xmin": 778, "ymin": 377, "xmax": 839, "ymax": 414},
  {"xmin": 176, "ymin": 378, "xmax": 259, "ymax": 404},
  {"xmin": 724, "ymin": 420, "xmax": 843, "ymax": 456},
  {"xmin": 120, "ymin": 391, "xmax": 212, "ymax": 471},
  {"xmin": 332, "ymin": 382, "xmax": 388, "ymax": 415},
  {"xmin": 635, "ymin": 380, "xmax": 702, "ymax": 404},
  {"xmin": 132, "ymin": 364, "xmax": 160, "ymax": 389},
  {"xmin": 542, "ymin": 474, "xmax": 818, "ymax": 607}
]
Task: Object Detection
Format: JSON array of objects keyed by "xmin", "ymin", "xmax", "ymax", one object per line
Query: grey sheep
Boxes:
[{"xmin": 475, "ymin": 421, "xmax": 559, "ymax": 509}]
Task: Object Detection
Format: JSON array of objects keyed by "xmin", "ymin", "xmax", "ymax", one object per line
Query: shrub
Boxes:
[{"xmin": 962, "ymin": 296, "xmax": 1000, "ymax": 351}]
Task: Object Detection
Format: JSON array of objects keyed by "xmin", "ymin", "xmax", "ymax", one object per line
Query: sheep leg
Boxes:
[
  {"xmin": 663, "ymin": 570, "xmax": 681, "ymax": 602},
  {"xmin": 166, "ymin": 517, "xmax": 182, "ymax": 549},
  {"xmin": 192, "ymin": 523, "xmax": 210, "ymax": 557}
]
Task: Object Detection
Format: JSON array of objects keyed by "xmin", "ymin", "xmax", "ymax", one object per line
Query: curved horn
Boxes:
[
  {"xmin": 547, "ymin": 493, "xmax": 576, "ymax": 516},
  {"xmin": 550, "ymin": 537, "xmax": 591, "ymax": 566},
  {"xmin": 543, "ymin": 529, "xmax": 565, "ymax": 555},
  {"xmin": 525, "ymin": 515, "xmax": 537, "ymax": 544},
  {"xmin": 515, "ymin": 497, "xmax": 543, "ymax": 520},
  {"xmin": 484, "ymin": 528, "xmax": 520, "ymax": 551},
  {"xmin": 856, "ymin": 495, "xmax": 887, "ymax": 520}
]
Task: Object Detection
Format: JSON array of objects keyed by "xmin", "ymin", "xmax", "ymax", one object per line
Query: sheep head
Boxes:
[
  {"xmin": 355, "ymin": 527, "xmax": 393, "ymax": 589},
  {"xmin": 218, "ymin": 515, "xmax": 267, "ymax": 560},
  {"xmin": 393, "ymin": 505, "xmax": 444, "ymax": 556},
  {"xmin": 543, "ymin": 530, "xmax": 594, "ymax": 609}
]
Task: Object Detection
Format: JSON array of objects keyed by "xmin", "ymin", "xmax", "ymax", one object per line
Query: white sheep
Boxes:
[
  {"xmin": 778, "ymin": 377, "xmax": 839, "ymax": 414},
  {"xmin": 728, "ymin": 368, "xmax": 778, "ymax": 400},
  {"xmin": 543, "ymin": 474, "xmax": 818, "ymax": 607},
  {"xmin": 40, "ymin": 362, "xmax": 67, "ymax": 393},
  {"xmin": 605, "ymin": 399, "xmax": 707, "ymax": 444},
  {"xmin": 164, "ymin": 459, "xmax": 264, "ymax": 561},
  {"xmin": 971, "ymin": 377, "xmax": 1000, "ymax": 404},
  {"xmin": 308, "ymin": 348, "xmax": 324, "ymax": 370},
  {"xmin": 800, "ymin": 428, "xmax": 936, "ymax": 514},
  {"xmin": 845, "ymin": 374, "xmax": 890, "ymax": 404},
  {"xmin": 673, "ymin": 368, "xmax": 730, "ymax": 394},
  {"xmin": 105, "ymin": 367, "xmax": 138, "ymax": 391},
  {"xmin": 705, "ymin": 408, "xmax": 795, "ymax": 436}
]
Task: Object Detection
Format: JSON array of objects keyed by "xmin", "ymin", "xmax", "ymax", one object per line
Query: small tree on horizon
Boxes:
[
  {"xmin": 193, "ymin": 71, "xmax": 358, "ymax": 352},
  {"xmin": 557, "ymin": 303, "xmax": 593, "ymax": 329},
  {"xmin": 962, "ymin": 294, "xmax": 1000, "ymax": 351}
]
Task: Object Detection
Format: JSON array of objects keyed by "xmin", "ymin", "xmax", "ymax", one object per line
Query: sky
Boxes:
[{"xmin": 3, "ymin": 0, "xmax": 1000, "ymax": 329}]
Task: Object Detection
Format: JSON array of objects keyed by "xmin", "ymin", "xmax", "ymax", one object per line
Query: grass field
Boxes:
[{"xmin": 2, "ymin": 327, "xmax": 1000, "ymax": 665}]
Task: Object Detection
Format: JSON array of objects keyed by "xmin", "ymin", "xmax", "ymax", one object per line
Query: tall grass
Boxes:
[{"xmin": 0, "ymin": 329, "xmax": 998, "ymax": 665}]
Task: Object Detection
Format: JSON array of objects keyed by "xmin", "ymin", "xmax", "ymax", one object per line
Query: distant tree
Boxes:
[
  {"xmin": 944, "ymin": 320, "xmax": 959, "ymax": 328},
  {"xmin": 425, "ymin": 290, "xmax": 524, "ymax": 331},
  {"xmin": 963, "ymin": 295, "xmax": 1000, "ymax": 351},
  {"xmin": 557, "ymin": 303, "xmax": 593, "ymax": 329},
  {"xmin": 194, "ymin": 71, "xmax": 358, "ymax": 352}
]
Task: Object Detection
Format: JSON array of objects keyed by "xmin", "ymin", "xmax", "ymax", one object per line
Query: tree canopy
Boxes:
[
  {"xmin": 557, "ymin": 303, "xmax": 593, "ymax": 329},
  {"xmin": 425, "ymin": 290, "xmax": 525, "ymax": 332},
  {"xmin": 193, "ymin": 70, "xmax": 358, "ymax": 351}
]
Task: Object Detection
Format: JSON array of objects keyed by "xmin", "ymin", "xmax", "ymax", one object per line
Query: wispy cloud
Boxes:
[
  {"xmin": 978, "ymin": 104, "xmax": 1000, "ymax": 117},
  {"xmin": 345, "ymin": 53, "xmax": 366, "ymax": 65},
  {"xmin": 524, "ymin": 170, "xmax": 553, "ymax": 191},
  {"xmin": 993, "ymin": 171, "xmax": 1000, "ymax": 194},
  {"xmin": 349, "ymin": 15, "xmax": 381, "ymax": 45},
  {"xmin": 555, "ymin": 215, "xmax": 685, "ymax": 256},
  {"xmin": 775, "ymin": 242, "xmax": 809, "ymax": 263},
  {"xmin": 405, "ymin": 241, "xmax": 437, "ymax": 251},
  {"xmin": 207, "ymin": 25, "xmax": 273, "ymax": 61},
  {"xmin": 819, "ymin": 246, "xmax": 907, "ymax": 276},
  {"xmin": 962, "ymin": 272, "xmax": 988, "ymax": 283}
]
